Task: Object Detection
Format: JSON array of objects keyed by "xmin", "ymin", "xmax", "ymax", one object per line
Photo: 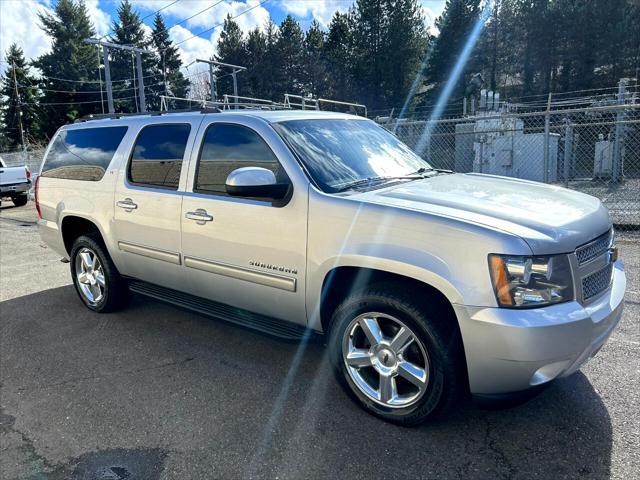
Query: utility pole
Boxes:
[
  {"xmin": 85, "ymin": 38, "xmax": 153, "ymax": 113},
  {"xmin": 11, "ymin": 61, "xmax": 26, "ymax": 153},
  {"xmin": 195, "ymin": 59, "xmax": 246, "ymax": 108},
  {"xmin": 101, "ymin": 45, "xmax": 114, "ymax": 113}
]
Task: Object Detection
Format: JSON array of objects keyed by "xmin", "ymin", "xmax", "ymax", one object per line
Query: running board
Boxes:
[{"xmin": 127, "ymin": 279, "xmax": 313, "ymax": 341}]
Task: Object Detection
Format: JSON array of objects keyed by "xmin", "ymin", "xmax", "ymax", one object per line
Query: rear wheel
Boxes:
[
  {"xmin": 70, "ymin": 234, "xmax": 128, "ymax": 312},
  {"xmin": 12, "ymin": 193, "xmax": 27, "ymax": 207},
  {"xmin": 328, "ymin": 284, "xmax": 465, "ymax": 425}
]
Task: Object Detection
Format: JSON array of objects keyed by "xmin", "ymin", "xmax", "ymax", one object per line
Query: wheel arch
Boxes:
[
  {"xmin": 317, "ymin": 263, "xmax": 462, "ymax": 335},
  {"xmin": 60, "ymin": 214, "xmax": 106, "ymax": 254}
]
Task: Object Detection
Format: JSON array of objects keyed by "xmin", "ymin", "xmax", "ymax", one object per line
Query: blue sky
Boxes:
[{"xmin": 0, "ymin": 0, "xmax": 445, "ymax": 74}]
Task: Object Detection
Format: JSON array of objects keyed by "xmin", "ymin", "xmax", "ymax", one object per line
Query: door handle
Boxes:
[
  {"xmin": 116, "ymin": 198, "xmax": 138, "ymax": 211},
  {"xmin": 185, "ymin": 208, "xmax": 213, "ymax": 225}
]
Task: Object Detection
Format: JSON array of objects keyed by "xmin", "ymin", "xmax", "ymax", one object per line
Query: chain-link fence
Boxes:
[{"xmin": 386, "ymin": 103, "xmax": 640, "ymax": 227}]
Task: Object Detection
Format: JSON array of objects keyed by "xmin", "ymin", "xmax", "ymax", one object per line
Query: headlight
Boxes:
[{"xmin": 488, "ymin": 254, "xmax": 574, "ymax": 308}]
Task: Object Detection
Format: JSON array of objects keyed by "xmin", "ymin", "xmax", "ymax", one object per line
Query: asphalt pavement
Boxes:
[{"xmin": 1, "ymin": 202, "xmax": 638, "ymax": 479}]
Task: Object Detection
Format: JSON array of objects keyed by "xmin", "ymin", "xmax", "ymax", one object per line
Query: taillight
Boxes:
[
  {"xmin": 25, "ymin": 166, "xmax": 31, "ymax": 180},
  {"xmin": 34, "ymin": 176, "xmax": 41, "ymax": 218}
]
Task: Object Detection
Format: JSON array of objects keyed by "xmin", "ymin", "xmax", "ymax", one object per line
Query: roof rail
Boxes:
[{"xmin": 76, "ymin": 107, "xmax": 221, "ymax": 122}]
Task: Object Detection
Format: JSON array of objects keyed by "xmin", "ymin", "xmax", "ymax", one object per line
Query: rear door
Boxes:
[
  {"xmin": 180, "ymin": 118, "xmax": 309, "ymax": 325},
  {"xmin": 113, "ymin": 118, "xmax": 200, "ymax": 290}
]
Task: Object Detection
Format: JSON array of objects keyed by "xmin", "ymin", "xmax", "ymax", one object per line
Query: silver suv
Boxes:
[{"xmin": 37, "ymin": 110, "xmax": 625, "ymax": 425}]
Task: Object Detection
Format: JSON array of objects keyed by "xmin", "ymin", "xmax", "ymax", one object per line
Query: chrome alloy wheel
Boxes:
[
  {"xmin": 342, "ymin": 313, "xmax": 430, "ymax": 408},
  {"xmin": 75, "ymin": 247, "xmax": 105, "ymax": 305}
]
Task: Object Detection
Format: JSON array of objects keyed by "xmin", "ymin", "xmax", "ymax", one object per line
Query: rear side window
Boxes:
[
  {"xmin": 195, "ymin": 124, "xmax": 281, "ymax": 195},
  {"xmin": 42, "ymin": 127, "xmax": 128, "ymax": 181},
  {"xmin": 128, "ymin": 124, "xmax": 191, "ymax": 190}
]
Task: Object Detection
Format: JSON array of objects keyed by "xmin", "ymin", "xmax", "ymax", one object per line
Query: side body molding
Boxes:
[
  {"xmin": 118, "ymin": 241, "xmax": 181, "ymax": 265},
  {"xmin": 183, "ymin": 256, "xmax": 297, "ymax": 292}
]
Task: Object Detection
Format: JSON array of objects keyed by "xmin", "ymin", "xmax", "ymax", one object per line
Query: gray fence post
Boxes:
[
  {"xmin": 612, "ymin": 79, "xmax": 626, "ymax": 183},
  {"xmin": 543, "ymin": 93, "xmax": 552, "ymax": 183},
  {"xmin": 563, "ymin": 118, "xmax": 573, "ymax": 188}
]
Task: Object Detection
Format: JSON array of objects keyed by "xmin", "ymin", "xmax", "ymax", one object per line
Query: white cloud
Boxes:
[
  {"xmin": 420, "ymin": 1, "xmax": 446, "ymax": 35},
  {"xmin": 0, "ymin": 0, "xmax": 113, "ymax": 74},
  {"xmin": 131, "ymin": 0, "xmax": 270, "ymax": 31},
  {"xmin": 0, "ymin": 0, "xmax": 53, "ymax": 71},
  {"xmin": 169, "ymin": 24, "xmax": 215, "ymax": 70},
  {"xmin": 140, "ymin": 1, "xmax": 271, "ymax": 77},
  {"xmin": 85, "ymin": 0, "xmax": 111, "ymax": 37},
  {"xmin": 277, "ymin": 0, "xmax": 349, "ymax": 28}
]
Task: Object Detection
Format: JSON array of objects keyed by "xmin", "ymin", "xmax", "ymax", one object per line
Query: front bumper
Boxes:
[{"xmin": 454, "ymin": 260, "xmax": 625, "ymax": 394}]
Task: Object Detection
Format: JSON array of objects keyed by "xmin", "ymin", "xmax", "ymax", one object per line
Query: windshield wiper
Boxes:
[
  {"xmin": 408, "ymin": 167, "xmax": 454, "ymax": 176},
  {"xmin": 409, "ymin": 167, "xmax": 432, "ymax": 175},
  {"xmin": 335, "ymin": 175, "xmax": 422, "ymax": 193}
]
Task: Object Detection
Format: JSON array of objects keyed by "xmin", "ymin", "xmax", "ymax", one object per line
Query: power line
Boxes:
[
  {"xmin": 16, "ymin": 70, "xmax": 212, "ymax": 98},
  {"xmin": 21, "ymin": 92, "xmax": 160, "ymax": 106},
  {"xmin": 98, "ymin": 0, "xmax": 183, "ymax": 42},
  {"xmin": 172, "ymin": 0, "xmax": 270, "ymax": 50},
  {"xmin": 37, "ymin": 73, "xmax": 156, "ymax": 85},
  {"xmin": 140, "ymin": 0, "xmax": 181, "ymax": 23},
  {"xmin": 149, "ymin": 0, "xmax": 226, "ymax": 44}
]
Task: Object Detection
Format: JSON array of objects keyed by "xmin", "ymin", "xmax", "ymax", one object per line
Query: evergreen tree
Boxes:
[
  {"xmin": 426, "ymin": 0, "xmax": 482, "ymax": 100},
  {"xmin": 0, "ymin": 44, "xmax": 42, "ymax": 149},
  {"xmin": 351, "ymin": 0, "xmax": 388, "ymax": 109},
  {"xmin": 262, "ymin": 21, "xmax": 281, "ymax": 100},
  {"xmin": 303, "ymin": 20, "xmax": 328, "ymax": 97},
  {"xmin": 150, "ymin": 12, "xmax": 189, "ymax": 108},
  {"xmin": 33, "ymin": 0, "xmax": 101, "ymax": 137},
  {"xmin": 215, "ymin": 15, "xmax": 247, "ymax": 100},
  {"xmin": 384, "ymin": 0, "xmax": 428, "ymax": 108},
  {"xmin": 324, "ymin": 12, "xmax": 354, "ymax": 100},
  {"xmin": 244, "ymin": 27, "xmax": 268, "ymax": 99},
  {"xmin": 601, "ymin": 0, "xmax": 629, "ymax": 85},
  {"xmin": 110, "ymin": 0, "xmax": 157, "ymax": 112},
  {"xmin": 624, "ymin": 0, "xmax": 640, "ymax": 82},
  {"xmin": 273, "ymin": 15, "xmax": 305, "ymax": 96}
]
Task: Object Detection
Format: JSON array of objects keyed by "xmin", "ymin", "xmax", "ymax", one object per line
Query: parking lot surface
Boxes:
[{"xmin": 1, "ymin": 202, "xmax": 639, "ymax": 479}]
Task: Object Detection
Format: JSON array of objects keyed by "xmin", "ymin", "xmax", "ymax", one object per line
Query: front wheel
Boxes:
[
  {"xmin": 70, "ymin": 235, "xmax": 128, "ymax": 313},
  {"xmin": 328, "ymin": 285, "xmax": 466, "ymax": 425}
]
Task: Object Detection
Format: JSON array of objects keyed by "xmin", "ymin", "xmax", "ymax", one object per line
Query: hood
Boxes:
[{"xmin": 355, "ymin": 173, "xmax": 611, "ymax": 254}]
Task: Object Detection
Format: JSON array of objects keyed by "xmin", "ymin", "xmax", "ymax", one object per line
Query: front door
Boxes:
[
  {"xmin": 180, "ymin": 119, "xmax": 308, "ymax": 326},
  {"xmin": 113, "ymin": 120, "xmax": 199, "ymax": 290}
]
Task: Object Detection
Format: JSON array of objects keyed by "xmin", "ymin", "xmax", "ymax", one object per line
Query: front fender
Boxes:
[{"xmin": 306, "ymin": 251, "xmax": 465, "ymax": 332}]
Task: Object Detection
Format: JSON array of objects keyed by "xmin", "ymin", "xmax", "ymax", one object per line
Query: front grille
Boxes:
[
  {"xmin": 575, "ymin": 230, "xmax": 613, "ymax": 265},
  {"xmin": 582, "ymin": 263, "xmax": 613, "ymax": 300}
]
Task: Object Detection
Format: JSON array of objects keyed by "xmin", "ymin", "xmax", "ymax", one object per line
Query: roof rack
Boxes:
[
  {"xmin": 76, "ymin": 93, "xmax": 368, "ymax": 123},
  {"xmin": 159, "ymin": 94, "xmax": 368, "ymax": 116}
]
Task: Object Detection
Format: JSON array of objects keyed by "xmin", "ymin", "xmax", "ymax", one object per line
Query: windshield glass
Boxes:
[{"xmin": 273, "ymin": 119, "xmax": 431, "ymax": 192}]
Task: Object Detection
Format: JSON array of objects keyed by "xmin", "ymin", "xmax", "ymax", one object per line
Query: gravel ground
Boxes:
[{"xmin": 1, "ymin": 202, "xmax": 638, "ymax": 480}]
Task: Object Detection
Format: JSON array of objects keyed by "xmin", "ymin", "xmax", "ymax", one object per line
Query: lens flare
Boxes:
[{"xmin": 414, "ymin": 1, "xmax": 492, "ymax": 156}]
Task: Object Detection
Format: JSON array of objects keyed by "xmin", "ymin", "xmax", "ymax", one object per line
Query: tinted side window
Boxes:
[
  {"xmin": 42, "ymin": 127, "xmax": 128, "ymax": 181},
  {"xmin": 129, "ymin": 124, "xmax": 191, "ymax": 189},
  {"xmin": 195, "ymin": 124, "xmax": 281, "ymax": 195}
]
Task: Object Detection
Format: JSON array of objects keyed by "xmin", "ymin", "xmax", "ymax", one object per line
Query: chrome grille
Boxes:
[
  {"xmin": 575, "ymin": 230, "xmax": 613, "ymax": 265},
  {"xmin": 582, "ymin": 263, "xmax": 613, "ymax": 300}
]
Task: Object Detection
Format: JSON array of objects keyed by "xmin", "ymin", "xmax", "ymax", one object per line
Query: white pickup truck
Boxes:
[{"xmin": 0, "ymin": 156, "xmax": 31, "ymax": 206}]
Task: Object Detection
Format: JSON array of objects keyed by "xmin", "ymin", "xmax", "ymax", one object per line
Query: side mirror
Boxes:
[{"xmin": 225, "ymin": 167, "xmax": 290, "ymax": 199}]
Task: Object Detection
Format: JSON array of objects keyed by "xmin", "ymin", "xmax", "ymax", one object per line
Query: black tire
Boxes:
[
  {"xmin": 69, "ymin": 234, "xmax": 129, "ymax": 313},
  {"xmin": 327, "ymin": 283, "xmax": 466, "ymax": 426},
  {"xmin": 12, "ymin": 194, "xmax": 28, "ymax": 207}
]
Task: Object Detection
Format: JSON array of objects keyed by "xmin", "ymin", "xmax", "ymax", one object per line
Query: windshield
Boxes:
[{"xmin": 273, "ymin": 119, "xmax": 431, "ymax": 192}]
